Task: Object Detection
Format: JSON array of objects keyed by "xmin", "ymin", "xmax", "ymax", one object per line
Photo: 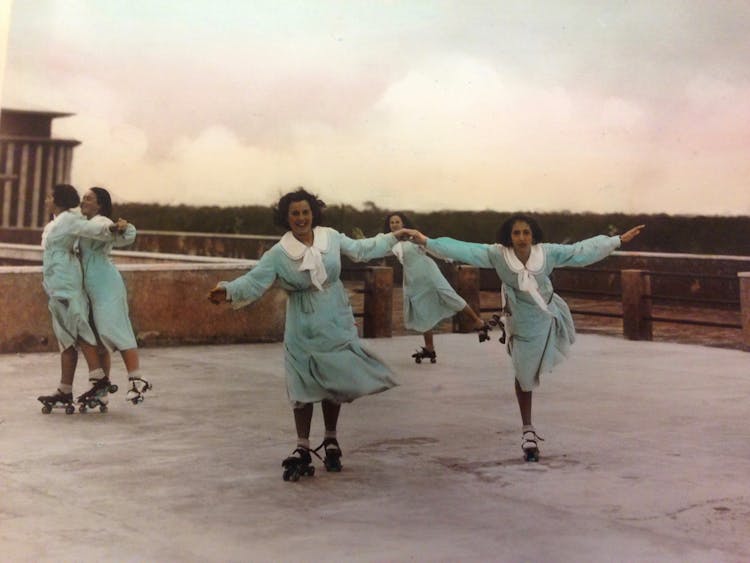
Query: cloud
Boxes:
[
  {"xmin": 47, "ymin": 49, "xmax": 749, "ymax": 215},
  {"xmin": 4, "ymin": 1, "xmax": 750, "ymax": 214}
]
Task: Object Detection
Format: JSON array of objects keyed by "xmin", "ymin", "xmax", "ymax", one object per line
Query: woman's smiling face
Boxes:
[
  {"xmin": 80, "ymin": 190, "xmax": 101, "ymax": 219},
  {"xmin": 388, "ymin": 214, "xmax": 404, "ymax": 232},
  {"xmin": 288, "ymin": 199, "xmax": 313, "ymax": 239}
]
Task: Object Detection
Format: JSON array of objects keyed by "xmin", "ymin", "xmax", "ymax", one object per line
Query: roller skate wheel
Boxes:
[
  {"xmin": 430, "ymin": 357, "xmax": 436, "ymax": 364},
  {"xmin": 282, "ymin": 464, "xmax": 297, "ymax": 481},
  {"xmin": 79, "ymin": 405, "xmax": 87, "ymax": 414},
  {"xmin": 41, "ymin": 405, "xmax": 52, "ymax": 414},
  {"xmin": 65, "ymin": 405, "xmax": 75, "ymax": 415},
  {"xmin": 323, "ymin": 447, "xmax": 342, "ymax": 471},
  {"xmin": 99, "ymin": 404, "xmax": 108, "ymax": 413},
  {"xmin": 415, "ymin": 357, "xmax": 422, "ymax": 364},
  {"xmin": 109, "ymin": 384, "xmax": 118, "ymax": 393}
]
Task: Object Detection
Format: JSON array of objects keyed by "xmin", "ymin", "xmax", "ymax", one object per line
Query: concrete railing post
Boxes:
[
  {"xmin": 739, "ymin": 272, "xmax": 750, "ymax": 351},
  {"xmin": 452, "ymin": 265, "xmax": 481, "ymax": 333},
  {"xmin": 363, "ymin": 266, "xmax": 393, "ymax": 338},
  {"xmin": 621, "ymin": 269, "xmax": 653, "ymax": 340}
]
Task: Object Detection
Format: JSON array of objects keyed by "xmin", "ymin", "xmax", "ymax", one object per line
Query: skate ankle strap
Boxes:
[
  {"xmin": 313, "ymin": 439, "xmax": 341, "ymax": 454},
  {"xmin": 294, "ymin": 445, "xmax": 323, "ymax": 461},
  {"xmin": 522, "ymin": 430, "xmax": 544, "ymax": 442}
]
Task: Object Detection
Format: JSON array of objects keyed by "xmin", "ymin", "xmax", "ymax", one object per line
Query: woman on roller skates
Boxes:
[
  {"xmin": 383, "ymin": 212, "xmax": 487, "ymax": 365},
  {"xmin": 78, "ymin": 187, "xmax": 151, "ymax": 408},
  {"xmin": 37, "ymin": 184, "xmax": 108, "ymax": 414},
  {"xmin": 403, "ymin": 215, "xmax": 645, "ymax": 461},
  {"xmin": 209, "ymin": 188, "xmax": 405, "ymax": 481}
]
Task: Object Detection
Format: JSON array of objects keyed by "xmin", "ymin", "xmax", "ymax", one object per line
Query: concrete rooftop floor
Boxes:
[{"xmin": 1, "ymin": 333, "xmax": 748, "ymax": 562}]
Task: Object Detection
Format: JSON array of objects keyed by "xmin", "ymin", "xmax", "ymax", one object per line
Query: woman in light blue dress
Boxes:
[
  {"xmin": 405, "ymin": 215, "xmax": 644, "ymax": 461},
  {"xmin": 384, "ymin": 212, "xmax": 486, "ymax": 364},
  {"xmin": 37, "ymin": 184, "xmax": 107, "ymax": 413},
  {"xmin": 209, "ymin": 188, "xmax": 404, "ymax": 480},
  {"xmin": 78, "ymin": 187, "xmax": 151, "ymax": 405}
]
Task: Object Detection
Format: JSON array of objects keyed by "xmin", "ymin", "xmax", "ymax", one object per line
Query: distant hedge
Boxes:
[{"xmin": 114, "ymin": 202, "xmax": 750, "ymax": 256}]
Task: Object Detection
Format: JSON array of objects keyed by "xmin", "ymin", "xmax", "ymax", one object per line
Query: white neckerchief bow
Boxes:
[
  {"xmin": 501, "ymin": 244, "xmax": 549, "ymax": 313},
  {"xmin": 280, "ymin": 226, "xmax": 330, "ymax": 291}
]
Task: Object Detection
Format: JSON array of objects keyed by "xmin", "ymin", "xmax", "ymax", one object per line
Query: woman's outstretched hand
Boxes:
[
  {"xmin": 395, "ymin": 228, "xmax": 428, "ymax": 245},
  {"xmin": 109, "ymin": 218, "xmax": 129, "ymax": 233},
  {"xmin": 391, "ymin": 228, "xmax": 412, "ymax": 241},
  {"xmin": 620, "ymin": 224, "xmax": 646, "ymax": 244},
  {"xmin": 208, "ymin": 285, "xmax": 227, "ymax": 305}
]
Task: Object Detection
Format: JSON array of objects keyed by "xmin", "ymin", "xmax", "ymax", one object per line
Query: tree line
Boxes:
[{"xmin": 114, "ymin": 201, "xmax": 750, "ymax": 256}]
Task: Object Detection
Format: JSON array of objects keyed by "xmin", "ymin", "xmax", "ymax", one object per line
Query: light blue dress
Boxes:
[
  {"xmin": 221, "ymin": 227, "xmax": 399, "ymax": 405},
  {"xmin": 41, "ymin": 209, "xmax": 97, "ymax": 351},
  {"xmin": 391, "ymin": 241, "xmax": 466, "ymax": 332},
  {"xmin": 426, "ymin": 235, "xmax": 621, "ymax": 391},
  {"xmin": 78, "ymin": 215, "xmax": 138, "ymax": 352}
]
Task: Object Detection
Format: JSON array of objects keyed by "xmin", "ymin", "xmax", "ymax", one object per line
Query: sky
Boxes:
[{"xmin": 1, "ymin": 0, "xmax": 749, "ymax": 215}]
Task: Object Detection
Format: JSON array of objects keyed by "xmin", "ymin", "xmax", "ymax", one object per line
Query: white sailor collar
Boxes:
[
  {"xmin": 500, "ymin": 243, "xmax": 550, "ymax": 313},
  {"xmin": 279, "ymin": 226, "xmax": 331, "ymax": 260},
  {"xmin": 41, "ymin": 209, "xmax": 79, "ymax": 249},
  {"xmin": 500, "ymin": 243, "xmax": 545, "ymax": 274}
]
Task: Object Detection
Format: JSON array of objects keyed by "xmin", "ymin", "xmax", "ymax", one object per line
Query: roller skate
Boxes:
[
  {"xmin": 38, "ymin": 389, "xmax": 75, "ymax": 415},
  {"xmin": 488, "ymin": 314, "xmax": 507, "ymax": 344},
  {"xmin": 411, "ymin": 347, "xmax": 437, "ymax": 364},
  {"xmin": 522, "ymin": 426, "xmax": 544, "ymax": 462},
  {"xmin": 315, "ymin": 438, "xmax": 343, "ymax": 472},
  {"xmin": 76, "ymin": 376, "xmax": 118, "ymax": 413},
  {"xmin": 281, "ymin": 446, "xmax": 318, "ymax": 482},
  {"xmin": 125, "ymin": 376, "xmax": 152, "ymax": 405},
  {"xmin": 476, "ymin": 322, "xmax": 492, "ymax": 343}
]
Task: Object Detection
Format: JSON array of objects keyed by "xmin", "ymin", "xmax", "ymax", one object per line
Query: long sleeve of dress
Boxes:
[
  {"xmin": 112, "ymin": 224, "xmax": 137, "ymax": 248},
  {"xmin": 545, "ymin": 235, "xmax": 621, "ymax": 268},
  {"xmin": 426, "ymin": 237, "xmax": 495, "ymax": 269},
  {"xmin": 339, "ymin": 232, "xmax": 398, "ymax": 262},
  {"xmin": 71, "ymin": 215, "xmax": 118, "ymax": 241},
  {"xmin": 221, "ymin": 250, "xmax": 278, "ymax": 308}
]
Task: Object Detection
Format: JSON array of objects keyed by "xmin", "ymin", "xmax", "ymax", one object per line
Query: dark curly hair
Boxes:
[
  {"xmin": 51, "ymin": 184, "xmax": 80, "ymax": 211},
  {"xmin": 496, "ymin": 214, "xmax": 544, "ymax": 246},
  {"xmin": 382, "ymin": 211, "xmax": 414, "ymax": 234},
  {"xmin": 272, "ymin": 187, "xmax": 326, "ymax": 230},
  {"xmin": 90, "ymin": 187, "xmax": 113, "ymax": 219}
]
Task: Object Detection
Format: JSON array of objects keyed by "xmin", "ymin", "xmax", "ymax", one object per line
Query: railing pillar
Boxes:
[
  {"xmin": 621, "ymin": 269, "xmax": 653, "ymax": 340},
  {"xmin": 452, "ymin": 265, "xmax": 480, "ymax": 333},
  {"xmin": 739, "ymin": 272, "xmax": 750, "ymax": 351},
  {"xmin": 363, "ymin": 266, "xmax": 393, "ymax": 338}
]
